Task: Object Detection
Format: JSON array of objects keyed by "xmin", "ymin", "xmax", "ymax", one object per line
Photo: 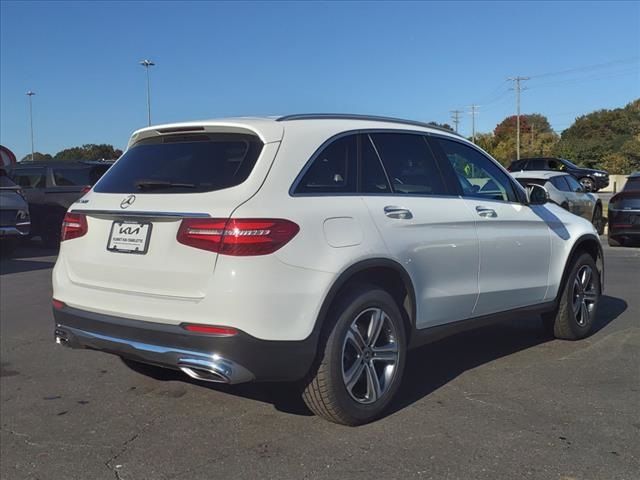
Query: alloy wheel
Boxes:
[
  {"xmin": 572, "ymin": 265, "xmax": 598, "ymax": 327},
  {"xmin": 341, "ymin": 307, "xmax": 399, "ymax": 404}
]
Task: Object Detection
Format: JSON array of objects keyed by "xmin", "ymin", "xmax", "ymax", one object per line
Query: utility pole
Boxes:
[
  {"xmin": 139, "ymin": 59, "xmax": 155, "ymax": 126},
  {"xmin": 468, "ymin": 104, "xmax": 479, "ymax": 143},
  {"xmin": 508, "ymin": 76, "xmax": 529, "ymax": 160},
  {"xmin": 450, "ymin": 110, "xmax": 463, "ymax": 133},
  {"xmin": 26, "ymin": 91, "xmax": 36, "ymax": 162}
]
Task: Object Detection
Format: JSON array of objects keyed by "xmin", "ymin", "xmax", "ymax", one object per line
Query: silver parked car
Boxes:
[
  {"xmin": 512, "ymin": 170, "xmax": 604, "ymax": 234},
  {"xmin": 0, "ymin": 168, "xmax": 30, "ymax": 254}
]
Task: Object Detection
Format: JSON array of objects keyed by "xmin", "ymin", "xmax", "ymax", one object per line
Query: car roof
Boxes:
[
  {"xmin": 129, "ymin": 114, "xmax": 464, "ymax": 147},
  {"xmin": 628, "ymin": 171, "xmax": 640, "ymax": 178},
  {"xmin": 510, "ymin": 170, "xmax": 569, "ymax": 179}
]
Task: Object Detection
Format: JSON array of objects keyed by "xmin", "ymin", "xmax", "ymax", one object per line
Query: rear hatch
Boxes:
[{"xmin": 60, "ymin": 128, "xmax": 280, "ymax": 299}]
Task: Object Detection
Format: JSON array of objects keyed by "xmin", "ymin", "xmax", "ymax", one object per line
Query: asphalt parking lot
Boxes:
[{"xmin": 1, "ymin": 240, "xmax": 639, "ymax": 480}]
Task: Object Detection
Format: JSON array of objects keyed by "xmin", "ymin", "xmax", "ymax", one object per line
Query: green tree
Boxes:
[
  {"xmin": 54, "ymin": 144, "xmax": 123, "ymax": 161},
  {"xmin": 20, "ymin": 152, "xmax": 53, "ymax": 162},
  {"xmin": 427, "ymin": 121, "xmax": 454, "ymax": 132},
  {"xmin": 553, "ymin": 99, "xmax": 640, "ymax": 171}
]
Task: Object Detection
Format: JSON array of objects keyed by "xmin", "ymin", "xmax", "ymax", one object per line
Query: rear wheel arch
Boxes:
[{"xmin": 313, "ymin": 259, "xmax": 416, "ymax": 344}]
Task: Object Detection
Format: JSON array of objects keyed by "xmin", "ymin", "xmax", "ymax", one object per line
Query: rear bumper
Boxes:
[
  {"xmin": 0, "ymin": 224, "xmax": 30, "ymax": 237},
  {"xmin": 53, "ymin": 305, "xmax": 317, "ymax": 383}
]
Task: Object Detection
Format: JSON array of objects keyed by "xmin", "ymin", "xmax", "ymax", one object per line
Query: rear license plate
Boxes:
[{"xmin": 107, "ymin": 221, "xmax": 152, "ymax": 254}]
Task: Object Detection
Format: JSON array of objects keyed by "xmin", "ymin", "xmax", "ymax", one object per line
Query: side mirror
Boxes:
[{"xmin": 526, "ymin": 183, "xmax": 549, "ymax": 205}]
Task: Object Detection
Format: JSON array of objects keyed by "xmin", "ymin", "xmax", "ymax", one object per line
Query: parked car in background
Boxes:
[
  {"xmin": 511, "ymin": 170, "xmax": 604, "ymax": 234},
  {"xmin": 52, "ymin": 114, "xmax": 603, "ymax": 425},
  {"xmin": 608, "ymin": 171, "xmax": 640, "ymax": 247},
  {"xmin": 0, "ymin": 168, "xmax": 30, "ymax": 255},
  {"xmin": 8, "ymin": 160, "xmax": 113, "ymax": 247},
  {"xmin": 508, "ymin": 157, "xmax": 609, "ymax": 192}
]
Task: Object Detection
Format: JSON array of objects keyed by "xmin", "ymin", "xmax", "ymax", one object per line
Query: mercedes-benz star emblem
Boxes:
[{"xmin": 120, "ymin": 195, "xmax": 136, "ymax": 209}]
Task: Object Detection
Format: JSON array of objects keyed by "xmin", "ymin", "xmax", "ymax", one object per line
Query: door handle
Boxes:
[
  {"xmin": 475, "ymin": 206, "xmax": 497, "ymax": 218},
  {"xmin": 384, "ymin": 206, "xmax": 413, "ymax": 220}
]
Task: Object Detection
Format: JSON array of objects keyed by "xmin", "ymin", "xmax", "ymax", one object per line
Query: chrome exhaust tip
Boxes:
[
  {"xmin": 54, "ymin": 329, "xmax": 70, "ymax": 346},
  {"xmin": 179, "ymin": 365, "xmax": 230, "ymax": 383}
]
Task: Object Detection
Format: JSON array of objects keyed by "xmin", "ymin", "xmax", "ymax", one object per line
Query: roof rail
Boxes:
[{"xmin": 276, "ymin": 113, "xmax": 462, "ymax": 137}]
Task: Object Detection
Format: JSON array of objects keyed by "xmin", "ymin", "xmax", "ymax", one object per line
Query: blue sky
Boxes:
[{"xmin": 1, "ymin": 1, "xmax": 639, "ymax": 160}]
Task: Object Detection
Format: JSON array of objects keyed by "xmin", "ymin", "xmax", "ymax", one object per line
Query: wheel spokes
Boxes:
[
  {"xmin": 366, "ymin": 309, "xmax": 385, "ymax": 348},
  {"xmin": 344, "ymin": 357, "xmax": 366, "ymax": 393},
  {"xmin": 364, "ymin": 363, "xmax": 382, "ymax": 402}
]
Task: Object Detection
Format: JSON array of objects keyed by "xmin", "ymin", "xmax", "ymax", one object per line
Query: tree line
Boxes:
[
  {"xmin": 21, "ymin": 144, "xmax": 123, "ymax": 162},
  {"xmin": 474, "ymin": 99, "xmax": 639, "ymax": 174}
]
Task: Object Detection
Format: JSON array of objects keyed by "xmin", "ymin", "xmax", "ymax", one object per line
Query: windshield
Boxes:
[
  {"xmin": 624, "ymin": 177, "xmax": 640, "ymax": 192},
  {"xmin": 561, "ymin": 158, "xmax": 580, "ymax": 169}
]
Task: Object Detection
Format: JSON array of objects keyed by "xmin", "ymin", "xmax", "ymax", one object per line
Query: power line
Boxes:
[
  {"xmin": 450, "ymin": 109, "xmax": 463, "ymax": 133},
  {"xmin": 528, "ymin": 57, "xmax": 639, "ymax": 79},
  {"xmin": 507, "ymin": 76, "xmax": 529, "ymax": 160}
]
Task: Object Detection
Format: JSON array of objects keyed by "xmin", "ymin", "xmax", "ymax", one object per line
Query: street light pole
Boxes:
[
  {"xmin": 139, "ymin": 59, "xmax": 155, "ymax": 126},
  {"xmin": 26, "ymin": 91, "xmax": 36, "ymax": 161}
]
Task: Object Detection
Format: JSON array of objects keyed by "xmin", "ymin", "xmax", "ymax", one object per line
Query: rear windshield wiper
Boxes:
[{"xmin": 135, "ymin": 180, "xmax": 197, "ymax": 190}]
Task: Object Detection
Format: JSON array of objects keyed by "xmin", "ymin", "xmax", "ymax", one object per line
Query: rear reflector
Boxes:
[
  {"xmin": 177, "ymin": 218, "xmax": 299, "ymax": 256},
  {"xmin": 61, "ymin": 212, "xmax": 88, "ymax": 241},
  {"xmin": 181, "ymin": 324, "xmax": 238, "ymax": 336},
  {"xmin": 52, "ymin": 299, "xmax": 66, "ymax": 310}
]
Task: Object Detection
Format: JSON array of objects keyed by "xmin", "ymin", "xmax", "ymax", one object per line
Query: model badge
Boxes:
[{"xmin": 120, "ymin": 195, "xmax": 136, "ymax": 209}]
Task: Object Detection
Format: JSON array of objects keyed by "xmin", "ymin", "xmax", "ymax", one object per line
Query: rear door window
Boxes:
[
  {"xmin": 565, "ymin": 175, "xmax": 584, "ymax": 192},
  {"xmin": 53, "ymin": 167, "xmax": 92, "ymax": 186},
  {"xmin": 369, "ymin": 133, "xmax": 446, "ymax": 195},
  {"xmin": 295, "ymin": 135, "xmax": 357, "ymax": 194},
  {"xmin": 94, "ymin": 134, "xmax": 263, "ymax": 194},
  {"xmin": 550, "ymin": 176, "xmax": 571, "ymax": 192},
  {"xmin": 11, "ymin": 167, "xmax": 46, "ymax": 188},
  {"xmin": 528, "ymin": 159, "xmax": 546, "ymax": 170}
]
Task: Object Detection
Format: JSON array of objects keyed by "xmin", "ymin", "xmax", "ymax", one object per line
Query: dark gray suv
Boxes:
[{"xmin": 8, "ymin": 161, "xmax": 112, "ymax": 247}]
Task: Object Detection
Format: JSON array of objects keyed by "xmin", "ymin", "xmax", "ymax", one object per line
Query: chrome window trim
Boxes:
[
  {"xmin": 289, "ymin": 128, "xmax": 458, "ymax": 198},
  {"xmin": 70, "ymin": 209, "xmax": 211, "ymax": 219}
]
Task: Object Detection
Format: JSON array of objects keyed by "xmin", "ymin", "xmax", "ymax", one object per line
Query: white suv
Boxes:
[{"xmin": 52, "ymin": 114, "xmax": 604, "ymax": 425}]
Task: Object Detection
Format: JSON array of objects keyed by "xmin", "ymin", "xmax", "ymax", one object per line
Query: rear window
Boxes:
[
  {"xmin": 624, "ymin": 177, "xmax": 640, "ymax": 192},
  {"xmin": 94, "ymin": 134, "xmax": 263, "ymax": 194},
  {"xmin": 515, "ymin": 178, "xmax": 547, "ymax": 188},
  {"xmin": 53, "ymin": 165, "xmax": 111, "ymax": 186}
]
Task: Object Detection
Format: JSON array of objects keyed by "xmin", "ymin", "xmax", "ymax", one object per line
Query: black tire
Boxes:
[
  {"xmin": 592, "ymin": 205, "xmax": 604, "ymax": 235},
  {"xmin": 302, "ymin": 285, "xmax": 407, "ymax": 426},
  {"xmin": 608, "ymin": 236, "xmax": 622, "ymax": 247},
  {"xmin": 579, "ymin": 177, "xmax": 595, "ymax": 192},
  {"xmin": 547, "ymin": 253, "xmax": 601, "ymax": 340}
]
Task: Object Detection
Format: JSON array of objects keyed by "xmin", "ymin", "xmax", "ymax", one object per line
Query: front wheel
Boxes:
[
  {"xmin": 579, "ymin": 177, "xmax": 595, "ymax": 192},
  {"xmin": 592, "ymin": 205, "xmax": 604, "ymax": 235},
  {"xmin": 302, "ymin": 285, "xmax": 407, "ymax": 425},
  {"xmin": 546, "ymin": 253, "xmax": 601, "ymax": 340}
]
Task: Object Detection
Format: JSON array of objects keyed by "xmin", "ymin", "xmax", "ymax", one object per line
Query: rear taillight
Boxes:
[
  {"xmin": 52, "ymin": 299, "xmax": 66, "ymax": 310},
  {"xmin": 177, "ymin": 218, "xmax": 299, "ymax": 256},
  {"xmin": 61, "ymin": 212, "xmax": 88, "ymax": 241},
  {"xmin": 181, "ymin": 324, "xmax": 238, "ymax": 336}
]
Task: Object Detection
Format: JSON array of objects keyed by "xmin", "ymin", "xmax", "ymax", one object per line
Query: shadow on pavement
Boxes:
[
  {"xmin": 119, "ymin": 295, "xmax": 627, "ymax": 420},
  {"xmin": 0, "ymin": 240, "xmax": 58, "ymax": 275}
]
